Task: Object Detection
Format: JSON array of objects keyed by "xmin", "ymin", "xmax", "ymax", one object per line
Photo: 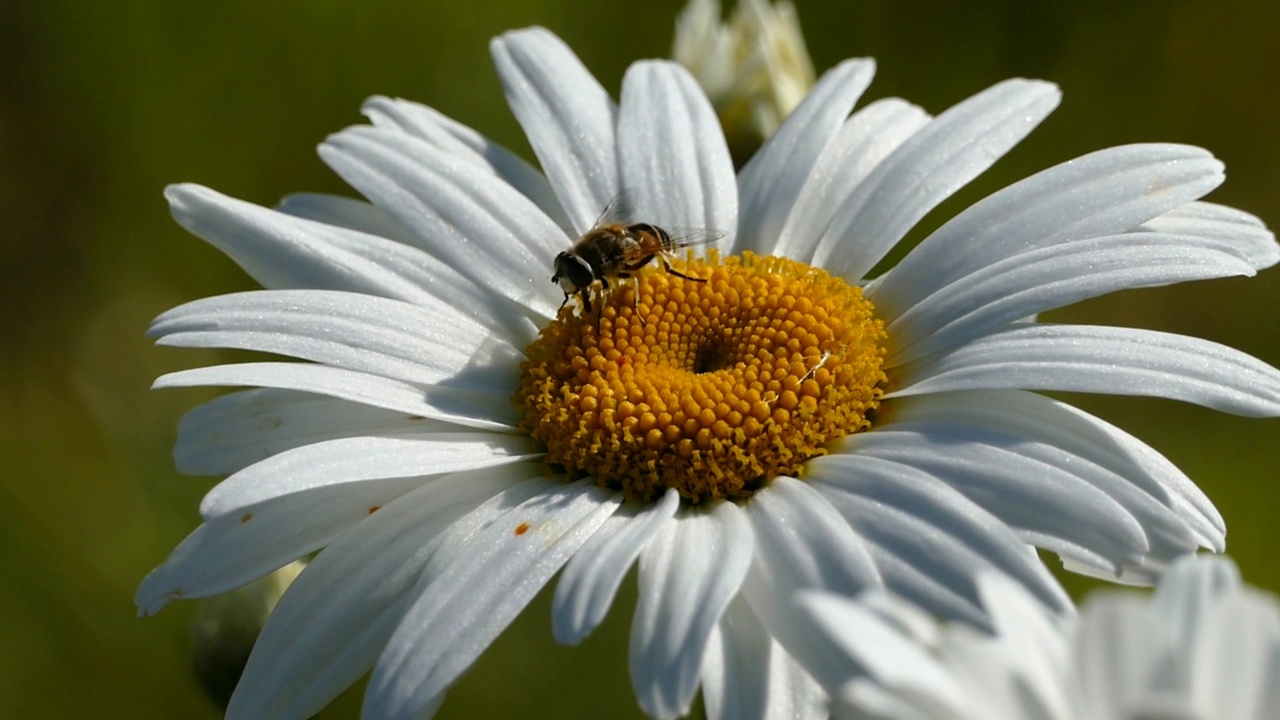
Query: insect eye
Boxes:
[
  {"xmin": 552, "ymin": 253, "xmax": 571, "ymax": 284},
  {"xmin": 567, "ymin": 257, "xmax": 594, "ymax": 287}
]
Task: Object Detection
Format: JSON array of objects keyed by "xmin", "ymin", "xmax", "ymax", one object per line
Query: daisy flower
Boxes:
[
  {"xmin": 799, "ymin": 555, "xmax": 1280, "ymax": 720},
  {"xmin": 673, "ymin": 0, "xmax": 815, "ymax": 161},
  {"xmin": 137, "ymin": 25, "xmax": 1280, "ymax": 720}
]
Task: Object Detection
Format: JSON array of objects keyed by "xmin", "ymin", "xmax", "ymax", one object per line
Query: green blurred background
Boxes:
[{"xmin": 2, "ymin": 1, "xmax": 1277, "ymax": 717}]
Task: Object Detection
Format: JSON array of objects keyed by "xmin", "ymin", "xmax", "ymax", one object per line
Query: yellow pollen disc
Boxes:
[{"xmin": 517, "ymin": 251, "xmax": 887, "ymax": 503}]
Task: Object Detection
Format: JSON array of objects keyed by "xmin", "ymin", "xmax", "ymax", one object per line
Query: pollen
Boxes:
[{"xmin": 516, "ymin": 251, "xmax": 887, "ymax": 503}]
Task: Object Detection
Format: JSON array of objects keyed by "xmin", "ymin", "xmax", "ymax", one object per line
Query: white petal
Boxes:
[
  {"xmin": 149, "ymin": 290, "xmax": 519, "ymax": 391},
  {"xmin": 166, "ymin": 184, "xmax": 539, "ymax": 339},
  {"xmin": 490, "ymin": 27, "xmax": 618, "ymax": 234},
  {"xmin": 796, "ymin": 590, "xmax": 973, "ymax": 716},
  {"xmin": 835, "ymin": 680, "xmax": 955, "ymax": 720},
  {"xmin": 745, "ymin": 476, "xmax": 881, "ymax": 595},
  {"xmin": 869, "ymin": 144, "xmax": 1227, "ymax": 319},
  {"xmin": 774, "ymin": 97, "xmax": 932, "ymax": 262},
  {"xmin": 701, "ymin": 596, "xmax": 827, "ymax": 720},
  {"xmin": 1072, "ymin": 594, "xmax": 1173, "ymax": 719},
  {"xmin": 199, "ymin": 434, "xmax": 539, "ymax": 516},
  {"xmin": 882, "ymin": 391, "xmax": 1224, "ymax": 554},
  {"xmin": 965, "ymin": 574, "xmax": 1074, "ymax": 718},
  {"xmin": 364, "ymin": 481, "xmax": 621, "ymax": 720},
  {"xmin": 830, "ymin": 426, "xmax": 1156, "ymax": 579},
  {"xmin": 892, "ymin": 324, "xmax": 1280, "ymax": 418},
  {"xmin": 168, "ymin": 386, "xmax": 451, "ymax": 477},
  {"xmin": 553, "ymin": 488, "xmax": 680, "ymax": 645},
  {"xmin": 854, "ymin": 591, "xmax": 946, "ymax": 647},
  {"xmin": 700, "ymin": 599, "xmax": 765, "ymax": 720},
  {"xmin": 136, "ymin": 475, "xmax": 426, "ymax": 615},
  {"xmin": 814, "ymin": 79, "xmax": 1062, "ymax": 280},
  {"xmin": 1187, "ymin": 589, "xmax": 1280, "ymax": 720},
  {"xmin": 978, "ymin": 572, "xmax": 1072, "ymax": 661},
  {"xmin": 856, "ymin": 395, "xmax": 1210, "ymax": 571},
  {"xmin": 631, "ymin": 501, "xmax": 755, "ymax": 719},
  {"xmin": 879, "ymin": 232, "xmax": 1254, "ymax": 366},
  {"xmin": 809, "ymin": 454, "xmax": 1070, "ymax": 623},
  {"xmin": 734, "ymin": 59, "xmax": 876, "ymax": 256},
  {"xmin": 225, "ymin": 466, "xmax": 536, "ymax": 720},
  {"xmin": 764, "ymin": 648, "xmax": 828, "ymax": 720},
  {"xmin": 159, "ymin": 363, "xmax": 516, "ymax": 454},
  {"xmin": 617, "ymin": 61, "xmax": 737, "ymax": 248},
  {"xmin": 167, "ymin": 184, "xmax": 537, "ymax": 340},
  {"xmin": 412, "ymin": 474, "xmax": 564, "ymax": 580},
  {"xmin": 361, "ymin": 95, "xmax": 572, "ymax": 232},
  {"xmin": 319, "ymin": 126, "xmax": 567, "ymax": 319},
  {"xmin": 1142, "ymin": 200, "xmax": 1279, "ymax": 270},
  {"xmin": 1154, "ymin": 554, "xmax": 1241, "ymax": 646},
  {"xmin": 936, "ymin": 633, "xmax": 1059, "ymax": 720},
  {"xmin": 275, "ymin": 191, "xmax": 420, "ymax": 245},
  {"xmin": 271, "ymin": 193, "xmax": 540, "ymax": 344},
  {"xmin": 740, "ymin": 547, "xmax": 863, "ymax": 695},
  {"xmin": 1058, "ymin": 556, "xmax": 1169, "ymax": 587}
]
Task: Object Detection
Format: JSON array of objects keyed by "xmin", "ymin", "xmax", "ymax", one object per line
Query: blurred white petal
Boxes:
[{"xmin": 802, "ymin": 556, "xmax": 1280, "ymax": 720}]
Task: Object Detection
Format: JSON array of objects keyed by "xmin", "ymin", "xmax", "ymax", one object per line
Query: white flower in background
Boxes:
[
  {"xmin": 136, "ymin": 22, "xmax": 1280, "ymax": 720},
  {"xmin": 673, "ymin": 0, "xmax": 814, "ymax": 159},
  {"xmin": 800, "ymin": 555, "xmax": 1280, "ymax": 720},
  {"xmin": 191, "ymin": 561, "xmax": 307, "ymax": 710}
]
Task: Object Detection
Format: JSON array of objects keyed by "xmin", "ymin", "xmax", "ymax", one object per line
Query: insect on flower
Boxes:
[{"xmin": 551, "ymin": 190, "xmax": 723, "ymax": 312}]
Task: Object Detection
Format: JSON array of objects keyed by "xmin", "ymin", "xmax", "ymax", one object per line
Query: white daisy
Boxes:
[
  {"xmin": 799, "ymin": 555, "xmax": 1280, "ymax": 720},
  {"xmin": 191, "ymin": 561, "xmax": 307, "ymax": 709},
  {"xmin": 137, "ymin": 25, "xmax": 1280, "ymax": 720},
  {"xmin": 673, "ymin": 0, "xmax": 815, "ymax": 159}
]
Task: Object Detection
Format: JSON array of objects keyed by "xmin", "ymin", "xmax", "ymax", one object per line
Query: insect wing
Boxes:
[
  {"xmin": 593, "ymin": 188, "xmax": 728, "ymax": 251},
  {"xmin": 662, "ymin": 227, "xmax": 726, "ymax": 251},
  {"xmin": 592, "ymin": 188, "xmax": 638, "ymax": 228}
]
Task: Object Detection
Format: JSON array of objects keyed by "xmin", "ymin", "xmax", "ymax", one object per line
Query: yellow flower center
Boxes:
[{"xmin": 517, "ymin": 251, "xmax": 887, "ymax": 502}]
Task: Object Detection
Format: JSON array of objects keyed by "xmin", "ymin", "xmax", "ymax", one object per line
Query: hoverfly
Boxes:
[{"xmin": 551, "ymin": 190, "xmax": 723, "ymax": 313}]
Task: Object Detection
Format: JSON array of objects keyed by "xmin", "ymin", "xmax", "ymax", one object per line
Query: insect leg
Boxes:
[
  {"xmin": 660, "ymin": 256, "xmax": 707, "ymax": 283},
  {"xmin": 614, "ymin": 272, "xmax": 647, "ymax": 327},
  {"xmin": 622, "ymin": 254, "xmax": 657, "ymax": 273}
]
